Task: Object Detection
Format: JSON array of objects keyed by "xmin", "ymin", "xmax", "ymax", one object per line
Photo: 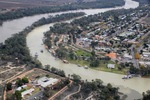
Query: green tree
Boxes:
[
  {"xmin": 71, "ymin": 74, "xmax": 81, "ymax": 84},
  {"xmin": 91, "ymin": 50, "xmax": 96, "ymax": 56},
  {"xmin": 45, "ymin": 65, "xmax": 50, "ymax": 71},
  {"xmin": 22, "ymin": 77, "xmax": 29, "ymax": 84},
  {"xmin": 16, "ymin": 79, "xmax": 23, "ymax": 87},
  {"xmin": 6, "ymin": 82, "xmax": 12, "ymax": 91},
  {"xmin": 15, "ymin": 90, "xmax": 22, "ymax": 100},
  {"xmin": 90, "ymin": 59, "xmax": 100, "ymax": 67}
]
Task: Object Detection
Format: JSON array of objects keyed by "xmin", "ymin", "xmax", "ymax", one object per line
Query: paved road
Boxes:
[{"xmin": 27, "ymin": 91, "xmax": 43, "ymax": 100}]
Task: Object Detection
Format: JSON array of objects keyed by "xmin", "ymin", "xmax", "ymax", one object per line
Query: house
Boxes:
[
  {"xmin": 105, "ymin": 52, "xmax": 116, "ymax": 59},
  {"xmin": 143, "ymin": 52, "xmax": 150, "ymax": 57},
  {"xmin": 124, "ymin": 53, "xmax": 133, "ymax": 59},
  {"xmin": 21, "ymin": 88, "xmax": 34, "ymax": 98},
  {"xmin": 139, "ymin": 61, "xmax": 150, "ymax": 67},
  {"xmin": 107, "ymin": 64, "xmax": 115, "ymax": 69},
  {"xmin": 16, "ymin": 85, "xmax": 27, "ymax": 91},
  {"xmin": 36, "ymin": 77, "xmax": 58, "ymax": 88}
]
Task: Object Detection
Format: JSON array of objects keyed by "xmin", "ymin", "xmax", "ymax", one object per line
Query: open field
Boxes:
[
  {"xmin": 0, "ymin": 0, "xmax": 113, "ymax": 9},
  {"xmin": 0, "ymin": 67, "xmax": 24, "ymax": 82},
  {"xmin": 25, "ymin": 68, "xmax": 64, "ymax": 81},
  {"xmin": 0, "ymin": 0, "xmax": 76, "ymax": 9}
]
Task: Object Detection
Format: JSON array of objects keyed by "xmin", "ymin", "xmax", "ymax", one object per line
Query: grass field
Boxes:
[
  {"xmin": 90, "ymin": 60, "xmax": 128, "ymax": 74},
  {"xmin": 75, "ymin": 49, "xmax": 92, "ymax": 57},
  {"xmin": 68, "ymin": 57, "xmax": 128, "ymax": 74}
]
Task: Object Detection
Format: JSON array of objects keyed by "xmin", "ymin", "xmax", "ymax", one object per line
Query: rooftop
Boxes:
[
  {"xmin": 105, "ymin": 52, "xmax": 116, "ymax": 59},
  {"xmin": 37, "ymin": 77, "xmax": 58, "ymax": 88}
]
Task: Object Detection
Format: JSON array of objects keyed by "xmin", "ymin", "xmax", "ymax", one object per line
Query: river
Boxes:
[
  {"xmin": 1, "ymin": 0, "xmax": 149, "ymax": 99},
  {"xmin": 0, "ymin": 0, "xmax": 139, "ymax": 43}
]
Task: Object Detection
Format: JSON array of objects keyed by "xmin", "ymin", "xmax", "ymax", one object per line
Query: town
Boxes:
[
  {"xmin": 0, "ymin": 0, "xmax": 150, "ymax": 100},
  {"xmin": 44, "ymin": 6, "xmax": 150, "ymax": 78}
]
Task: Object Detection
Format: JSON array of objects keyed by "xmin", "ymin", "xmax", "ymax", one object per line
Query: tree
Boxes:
[
  {"xmin": 143, "ymin": 90, "xmax": 150, "ymax": 100},
  {"xmin": 16, "ymin": 79, "xmax": 23, "ymax": 87},
  {"xmin": 91, "ymin": 50, "xmax": 96, "ymax": 56},
  {"xmin": 6, "ymin": 83, "xmax": 12, "ymax": 91},
  {"xmin": 43, "ymin": 87, "xmax": 51, "ymax": 97},
  {"xmin": 57, "ymin": 70, "xmax": 66, "ymax": 77},
  {"xmin": 90, "ymin": 41, "xmax": 98, "ymax": 48},
  {"xmin": 135, "ymin": 52, "xmax": 140, "ymax": 59},
  {"xmin": 50, "ymin": 67, "xmax": 58, "ymax": 73},
  {"xmin": 71, "ymin": 74, "xmax": 81, "ymax": 84},
  {"xmin": 45, "ymin": 65, "xmax": 50, "ymax": 71},
  {"xmin": 90, "ymin": 59, "xmax": 100, "ymax": 67},
  {"xmin": 22, "ymin": 77, "xmax": 29, "ymax": 84},
  {"xmin": 15, "ymin": 90, "xmax": 22, "ymax": 100}
]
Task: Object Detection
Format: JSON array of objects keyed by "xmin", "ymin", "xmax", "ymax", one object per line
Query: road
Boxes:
[{"xmin": 63, "ymin": 84, "xmax": 81, "ymax": 100}]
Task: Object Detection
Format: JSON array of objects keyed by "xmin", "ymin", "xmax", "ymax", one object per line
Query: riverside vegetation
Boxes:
[
  {"xmin": 0, "ymin": 12, "xmax": 85, "ymax": 67},
  {"xmin": 0, "ymin": 0, "xmax": 125, "ymax": 24}
]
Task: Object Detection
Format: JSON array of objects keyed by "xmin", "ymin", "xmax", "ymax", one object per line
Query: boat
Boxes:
[
  {"xmin": 122, "ymin": 75, "xmax": 133, "ymax": 79},
  {"xmin": 84, "ymin": 66, "xmax": 88, "ymax": 69},
  {"xmin": 63, "ymin": 60, "xmax": 69, "ymax": 64}
]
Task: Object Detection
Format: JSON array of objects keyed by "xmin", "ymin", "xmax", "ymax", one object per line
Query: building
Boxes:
[
  {"xmin": 107, "ymin": 64, "xmax": 115, "ymax": 69},
  {"xmin": 139, "ymin": 61, "xmax": 150, "ymax": 67},
  {"xmin": 36, "ymin": 77, "xmax": 59, "ymax": 88},
  {"xmin": 124, "ymin": 53, "xmax": 133, "ymax": 59},
  {"xmin": 16, "ymin": 85, "xmax": 27, "ymax": 91},
  {"xmin": 119, "ymin": 31, "xmax": 134, "ymax": 37},
  {"xmin": 143, "ymin": 52, "xmax": 150, "ymax": 57},
  {"xmin": 21, "ymin": 88, "xmax": 34, "ymax": 98},
  {"xmin": 105, "ymin": 52, "xmax": 116, "ymax": 59}
]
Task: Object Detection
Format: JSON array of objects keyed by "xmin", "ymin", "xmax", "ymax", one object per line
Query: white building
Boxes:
[
  {"xmin": 143, "ymin": 52, "xmax": 150, "ymax": 57},
  {"xmin": 139, "ymin": 61, "xmax": 150, "ymax": 67},
  {"xmin": 124, "ymin": 53, "xmax": 133, "ymax": 59},
  {"xmin": 107, "ymin": 64, "xmax": 115, "ymax": 69},
  {"xmin": 16, "ymin": 85, "xmax": 27, "ymax": 91},
  {"xmin": 36, "ymin": 77, "xmax": 59, "ymax": 88},
  {"xmin": 21, "ymin": 88, "xmax": 34, "ymax": 98}
]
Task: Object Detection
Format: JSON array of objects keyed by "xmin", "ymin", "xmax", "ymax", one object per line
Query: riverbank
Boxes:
[
  {"xmin": 26, "ymin": 21, "xmax": 149, "ymax": 98},
  {"xmin": 50, "ymin": 54, "xmax": 128, "ymax": 75},
  {"xmin": 1, "ymin": 0, "xmax": 145, "ymax": 99},
  {"xmin": 25, "ymin": 2, "xmax": 148, "ymax": 100}
]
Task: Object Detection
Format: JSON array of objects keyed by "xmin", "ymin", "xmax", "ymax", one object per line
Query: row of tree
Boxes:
[
  {"xmin": 45, "ymin": 65, "xmax": 66, "ymax": 77},
  {"xmin": 129, "ymin": 65, "xmax": 150, "ymax": 76},
  {"xmin": 32, "ymin": 12, "xmax": 85, "ymax": 27},
  {"xmin": 0, "ymin": 0, "xmax": 125, "ymax": 22},
  {"xmin": 69, "ymin": 73, "xmax": 120, "ymax": 100}
]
